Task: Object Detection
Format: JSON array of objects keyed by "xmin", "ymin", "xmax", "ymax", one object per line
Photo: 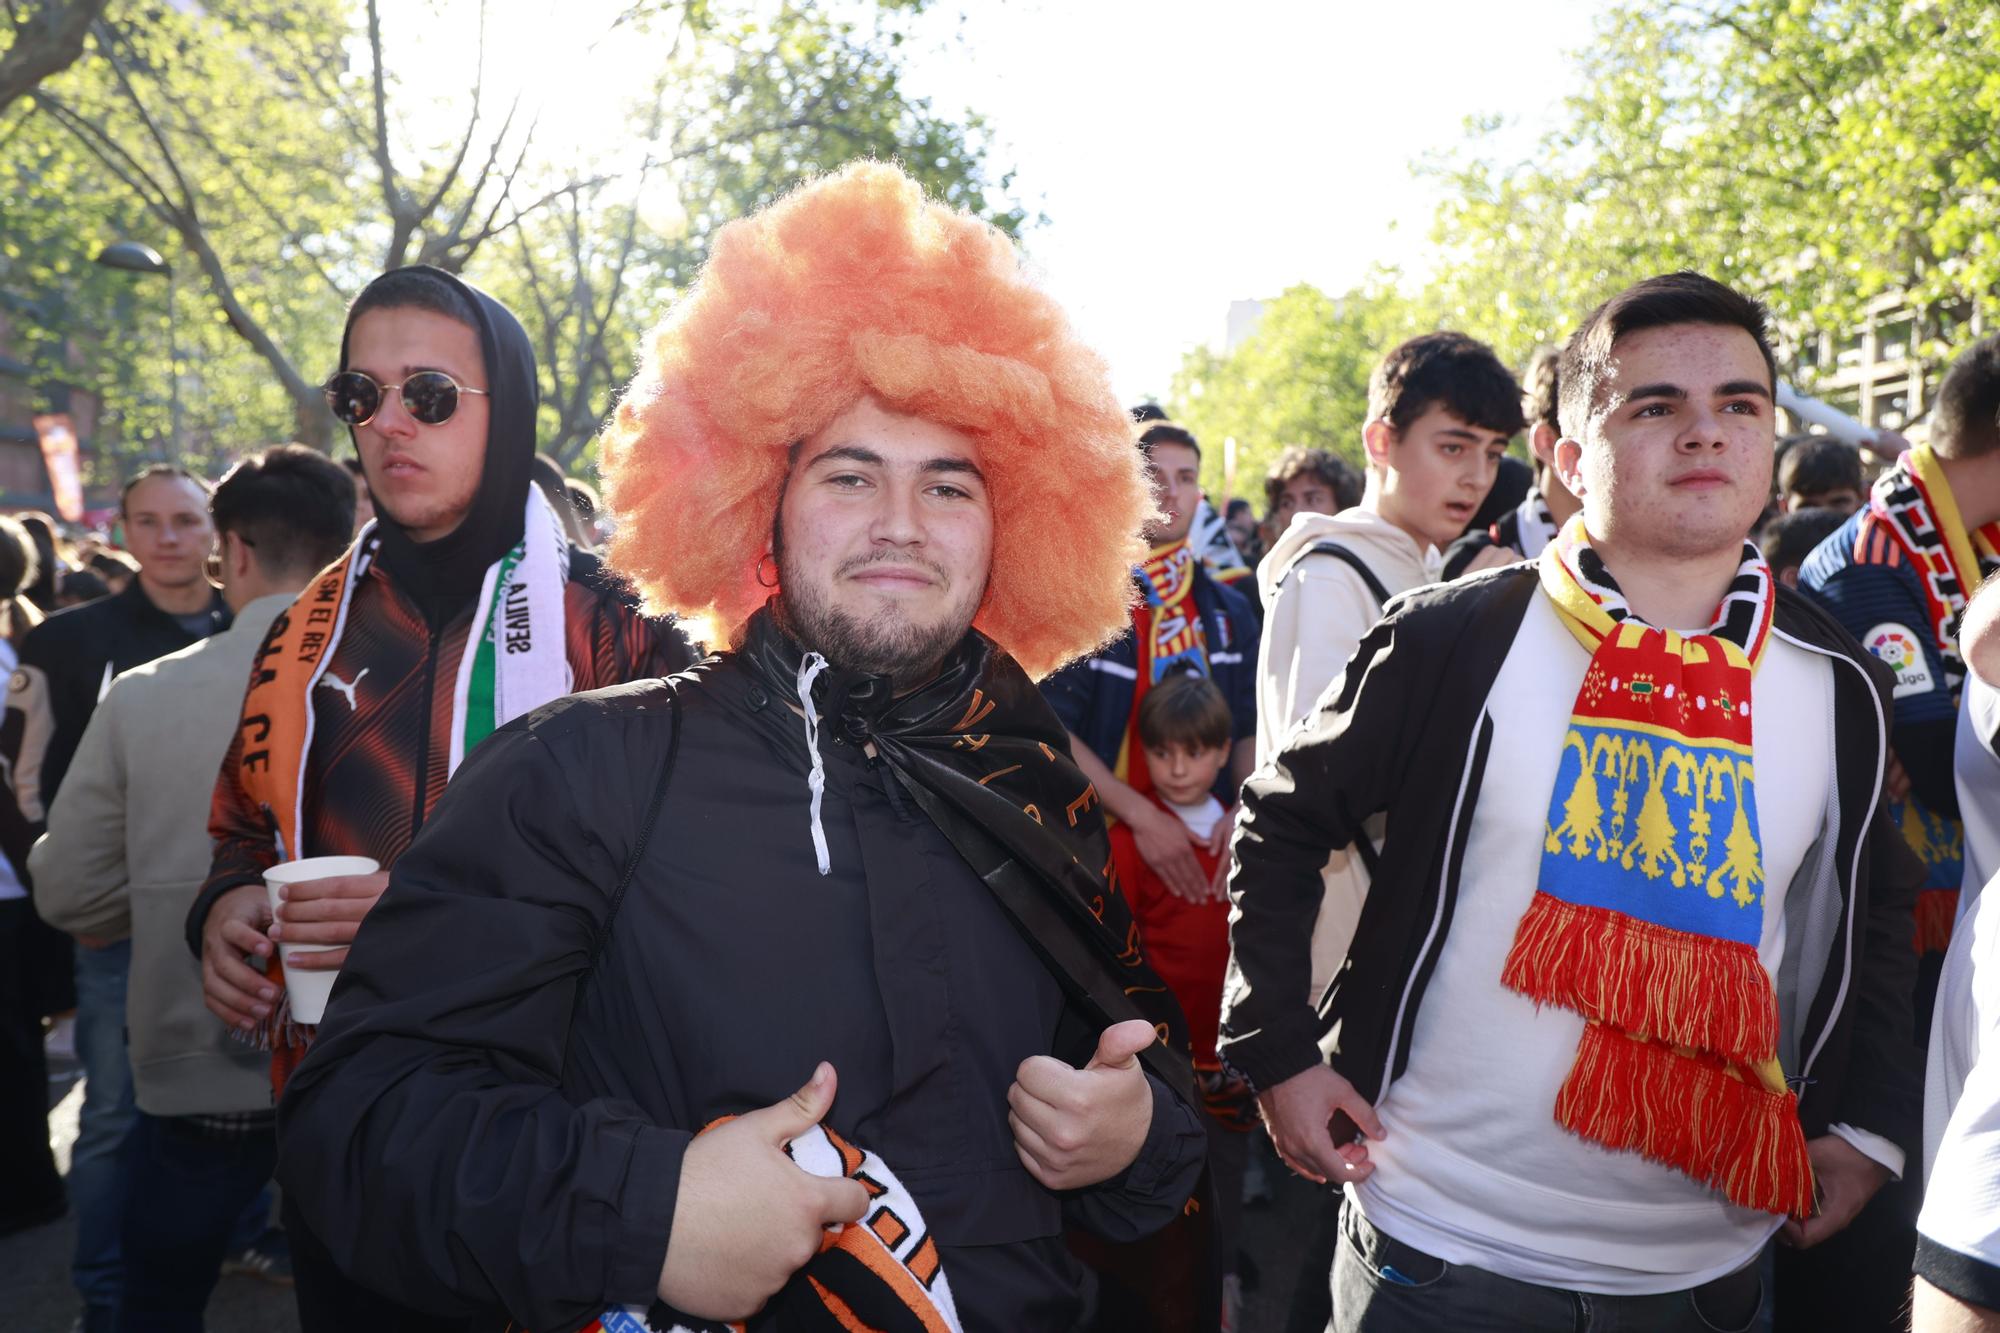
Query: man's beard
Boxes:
[{"xmin": 777, "ymin": 551, "xmax": 980, "ymax": 691}]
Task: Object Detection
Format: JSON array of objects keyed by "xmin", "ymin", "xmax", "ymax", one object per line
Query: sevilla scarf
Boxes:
[
  {"xmin": 1501, "ymin": 516, "xmax": 1813, "ymax": 1217},
  {"xmin": 234, "ymin": 487, "xmax": 571, "ymax": 1073},
  {"xmin": 1868, "ymin": 444, "xmax": 1999, "ymax": 950},
  {"xmin": 1509, "ymin": 488, "xmax": 1559, "ymax": 559},
  {"xmin": 580, "ymin": 1124, "xmax": 961, "ymax": 1333}
]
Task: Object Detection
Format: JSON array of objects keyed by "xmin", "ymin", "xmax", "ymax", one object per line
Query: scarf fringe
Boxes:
[
  {"xmin": 1501, "ymin": 892, "xmax": 1778, "ymax": 1066},
  {"xmin": 1915, "ymin": 887, "xmax": 1960, "ymax": 956},
  {"xmin": 1555, "ymin": 1024, "xmax": 1814, "ymax": 1218}
]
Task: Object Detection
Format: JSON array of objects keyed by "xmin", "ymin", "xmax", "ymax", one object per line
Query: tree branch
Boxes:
[
  {"xmin": 414, "ymin": 0, "xmax": 485, "ymax": 223},
  {"xmin": 0, "ymin": 0, "xmax": 105, "ymax": 114}
]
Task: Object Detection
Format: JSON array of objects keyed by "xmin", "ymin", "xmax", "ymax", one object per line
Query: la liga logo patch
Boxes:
[{"xmin": 1865, "ymin": 623, "xmax": 1935, "ymax": 698}]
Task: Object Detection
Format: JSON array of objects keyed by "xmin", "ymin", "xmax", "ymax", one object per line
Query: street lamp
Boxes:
[{"xmin": 94, "ymin": 240, "xmax": 182, "ymax": 461}]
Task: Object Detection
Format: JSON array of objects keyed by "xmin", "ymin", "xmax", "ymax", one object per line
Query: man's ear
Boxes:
[
  {"xmin": 222, "ymin": 531, "xmax": 254, "ymax": 583},
  {"xmin": 1529, "ymin": 421, "xmax": 1561, "ymax": 470},
  {"xmin": 1554, "ymin": 435, "xmax": 1589, "ymax": 499},
  {"xmin": 1362, "ymin": 419, "xmax": 1395, "ymax": 469}
]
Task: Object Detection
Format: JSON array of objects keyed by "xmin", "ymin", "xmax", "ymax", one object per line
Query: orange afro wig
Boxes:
[{"xmin": 598, "ymin": 160, "xmax": 1153, "ymax": 680}]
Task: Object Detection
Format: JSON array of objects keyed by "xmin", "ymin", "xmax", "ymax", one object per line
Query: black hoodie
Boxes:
[{"xmin": 342, "ymin": 266, "xmax": 538, "ymax": 619}]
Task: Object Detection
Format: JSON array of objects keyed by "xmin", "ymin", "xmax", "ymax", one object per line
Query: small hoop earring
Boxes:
[{"xmin": 755, "ymin": 552, "xmax": 779, "ymax": 589}]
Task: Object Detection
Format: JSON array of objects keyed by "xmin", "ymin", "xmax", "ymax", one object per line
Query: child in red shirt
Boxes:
[
  {"xmin": 1110, "ymin": 673, "xmax": 1235, "ymax": 1067},
  {"xmin": 1108, "ymin": 673, "xmax": 1257, "ymax": 1316}
]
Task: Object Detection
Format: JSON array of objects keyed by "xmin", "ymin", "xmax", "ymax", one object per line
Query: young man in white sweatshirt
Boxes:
[
  {"xmin": 1256, "ymin": 332, "xmax": 1524, "ymax": 767},
  {"xmin": 1253, "ymin": 332, "xmax": 1525, "ymax": 1001}
]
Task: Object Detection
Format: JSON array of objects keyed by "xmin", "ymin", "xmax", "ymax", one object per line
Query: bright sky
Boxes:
[
  {"xmin": 900, "ymin": 0, "xmax": 1613, "ymax": 401},
  {"xmin": 412, "ymin": 0, "xmax": 1612, "ymax": 399}
]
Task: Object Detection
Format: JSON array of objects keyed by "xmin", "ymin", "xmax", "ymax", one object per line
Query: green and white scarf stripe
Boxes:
[{"xmin": 448, "ymin": 486, "xmax": 572, "ymax": 773}]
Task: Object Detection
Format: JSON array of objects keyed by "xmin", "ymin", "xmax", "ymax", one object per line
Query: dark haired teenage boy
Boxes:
[
  {"xmin": 186, "ymin": 266, "xmax": 695, "ymax": 1332},
  {"xmin": 1254, "ymin": 332, "xmax": 1523, "ymax": 1004},
  {"xmin": 1779, "ymin": 434, "xmax": 1866, "ymax": 515},
  {"xmin": 1225, "ymin": 272, "xmax": 1918, "ymax": 1332}
]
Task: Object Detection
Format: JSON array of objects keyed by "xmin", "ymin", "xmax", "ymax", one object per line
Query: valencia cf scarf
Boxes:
[
  {"xmin": 1136, "ymin": 540, "xmax": 1208, "ymax": 683},
  {"xmin": 1117, "ymin": 540, "xmax": 1212, "ymax": 799},
  {"xmin": 581, "ymin": 1124, "xmax": 961, "ymax": 1333},
  {"xmin": 1867, "ymin": 444, "xmax": 1999, "ymax": 950},
  {"xmin": 1501, "ymin": 517, "xmax": 1813, "ymax": 1217},
  {"xmin": 233, "ymin": 486, "xmax": 571, "ymax": 1078}
]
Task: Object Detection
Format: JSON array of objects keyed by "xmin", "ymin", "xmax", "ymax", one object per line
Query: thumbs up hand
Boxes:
[
  {"xmin": 1007, "ymin": 1019, "xmax": 1158, "ymax": 1191},
  {"xmin": 656, "ymin": 1063, "xmax": 869, "ymax": 1321}
]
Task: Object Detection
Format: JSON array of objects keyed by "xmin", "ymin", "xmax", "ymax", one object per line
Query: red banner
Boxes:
[{"xmin": 32, "ymin": 413, "xmax": 83, "ymax": 523}]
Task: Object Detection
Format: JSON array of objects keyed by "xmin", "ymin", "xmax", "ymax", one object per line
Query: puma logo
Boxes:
[{"xmin": 319, "ymin": 667, "xmax": 369, "ymax": 712}]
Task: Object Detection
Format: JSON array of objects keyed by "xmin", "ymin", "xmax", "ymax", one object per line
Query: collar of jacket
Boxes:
[
  {"xmin": 122, "ymin": 575, "xmax": 228, "ymax": 635},
  {"xmin": 737, "ymin": 601, "xmax": 1008, "ymax": 749}
]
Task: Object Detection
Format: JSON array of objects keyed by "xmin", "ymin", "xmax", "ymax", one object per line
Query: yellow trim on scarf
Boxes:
[{"xmin": 1910, "ymin": 443, "xmax": 1998, "ymax": 591}]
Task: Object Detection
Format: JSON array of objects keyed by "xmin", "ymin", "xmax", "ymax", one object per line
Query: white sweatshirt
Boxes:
[{"xmin": 1252, "ymin": 508, "xmax": 1441, "ymax": 1001}]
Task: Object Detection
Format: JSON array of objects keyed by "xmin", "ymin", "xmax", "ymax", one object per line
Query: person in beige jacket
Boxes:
[
  {"xmin": 1247, "ymin": 333, "xmax": 1525, "ymax": 1006},
  {"xmin": 33, "ymin": 445, "xmax": 354, "ymax": 1330}
]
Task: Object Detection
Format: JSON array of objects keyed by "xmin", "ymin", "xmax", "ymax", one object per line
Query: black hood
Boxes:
[{"xmin": 339, "ymin": 265, "xmax": 539, "ymax": 615}]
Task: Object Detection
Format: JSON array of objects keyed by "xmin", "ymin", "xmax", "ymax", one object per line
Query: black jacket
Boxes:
[
  {"xmin": 275, "ymin": 625, "xmax": 1206, "ymax": 1333},
  {"xmin": 1219, "ymin": 564, "xmax": 1923, "ymax": 1153}
]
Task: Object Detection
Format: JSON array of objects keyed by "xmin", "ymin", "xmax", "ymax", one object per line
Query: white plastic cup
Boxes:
[{"xmin": 264, "ymin": 855, "xmax": 379, "ymax": 1025}]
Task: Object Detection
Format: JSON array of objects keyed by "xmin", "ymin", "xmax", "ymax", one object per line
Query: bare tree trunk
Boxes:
[{"xmin": 0, "ymin": 0, "xmax": 105, "ymax": 113}]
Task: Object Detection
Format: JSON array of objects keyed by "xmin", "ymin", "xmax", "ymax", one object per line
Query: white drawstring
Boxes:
[{"xmin": 796, "ymin": 651, "xmax": 832, "ymax": 875}]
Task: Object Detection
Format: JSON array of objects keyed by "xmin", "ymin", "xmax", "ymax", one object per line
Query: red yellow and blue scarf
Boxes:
[
  {"xmin": 1501, "ymin": 516, "xmax": 1813, "ymax": 1217},
  {"xmin": 1136, "ymin": 539, "xmax": 1208, "ymax": 683},
  {"xmin": 1113, "ymin": 540, "xmax": 1213, "ymax": 800}
]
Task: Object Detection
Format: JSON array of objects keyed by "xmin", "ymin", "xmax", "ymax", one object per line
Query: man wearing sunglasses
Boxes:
[{"xmin": 186, "ymin": 265, "xmax": 696, "ymax": 1333}]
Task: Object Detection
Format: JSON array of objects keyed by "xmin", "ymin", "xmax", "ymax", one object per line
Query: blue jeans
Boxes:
[
  {"xmin": 115, "ymin": 1113, "xmax": 275, "ymax": 1333},
  {"xmin": 1332, "ymin": 1198, "xmax": 1764, "ymax": 1333},
  {"xmin": 71, "ymin": 938, "xmax": 136, "ymax": 1311}
]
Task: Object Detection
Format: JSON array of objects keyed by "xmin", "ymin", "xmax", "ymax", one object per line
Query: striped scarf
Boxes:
[
  {"xmin": 1135, "ymin": 539, "xmax": 1207, "ymax": 683},
  {"xmin": 1501, "ymin": 516, "xmax": 1813, "ymax": 1216},
  {"xmin": 579, "ymin": 1123, "xmax": 961, "ymax": 1333},
  {"xmin": 235, "ymin": 487, "xmax": 571, "ymax": 1075},
  {"xmin": 1867, "ymin": 443, "xmax": 1999, "ymax": 951}
]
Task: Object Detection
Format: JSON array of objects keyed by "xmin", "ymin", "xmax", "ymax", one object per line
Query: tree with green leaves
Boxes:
[
  {"xmin": 1422, "ymin": 0, "xmax": 2000, "ymax": 383},
  {"xmin": 0, "ymin": 0, "xmax": 104, "ymax": 112},
  {"xmin": 1, "ymin": 0, "xmax": 1020, "ymax": 483},
  {"xmin": 1168, "ymin": 281, "xmax": 1433, "ymax": 504}
]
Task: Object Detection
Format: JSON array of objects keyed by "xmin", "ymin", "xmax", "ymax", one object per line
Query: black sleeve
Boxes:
[
  {"xmin": 19, "ymin": 617, "xmax": 93, "ymax": 810},
  {"xmin": 1061, "ymin": 1074, "xmax": 1207, "ymax": 1243},
  {"xmin": 1897, "ymin": 714, "xmax": 1961, "ymax": 820},
  {"xmin": 274, "ymin": 723, "xmax": 686, "ymax": 1331},
  {"xmin": 1219, "ymin": 608, "xmax": 1416, "ymax": 1091},
  {"xmin": 1914, "ymin": 1236, "xmax": 2000, "ymax": 1316},
  {"xmin": 1833, "ymin": 797, "xmax": 1924, "ymax": 1144}
]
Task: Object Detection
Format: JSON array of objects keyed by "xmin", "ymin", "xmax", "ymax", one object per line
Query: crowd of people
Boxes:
[{"xmin": 0, "ymin": 158, "xmax": 1996, "ymax": 1333}]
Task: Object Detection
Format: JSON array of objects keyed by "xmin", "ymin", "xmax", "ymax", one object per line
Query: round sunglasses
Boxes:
[{"xmin": 324, "ymin": 369, "xmax": 490, "ymax": 427}]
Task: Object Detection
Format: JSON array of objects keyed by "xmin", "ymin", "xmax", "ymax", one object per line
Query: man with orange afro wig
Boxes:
[{"xmin": 254, "ymin": 160, "xmax": 1210, "ymax": 1333}]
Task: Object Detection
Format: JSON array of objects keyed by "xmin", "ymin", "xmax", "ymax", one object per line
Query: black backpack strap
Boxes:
[
  {"xmin": 585, "ymin": 680, "xmax": 682, "ymax": 978},
  {"xmin": 1282, "ymin": 540, "xmax": 1392, "ymax": 609}
]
